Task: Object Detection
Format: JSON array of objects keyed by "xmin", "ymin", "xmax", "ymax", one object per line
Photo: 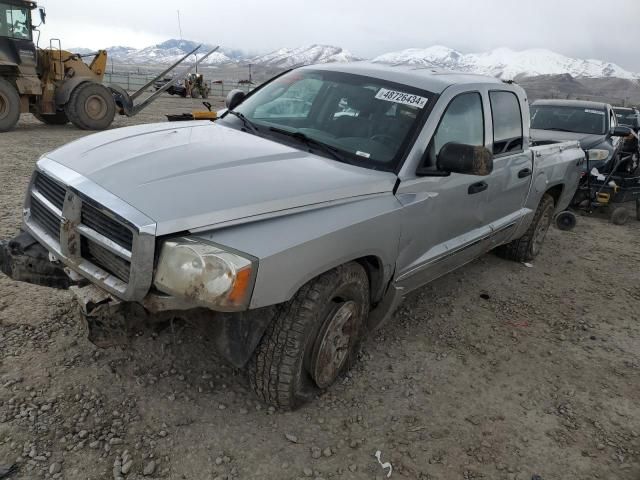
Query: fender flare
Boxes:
[{"xmin": 54, "ymin": 77, "xmax": 92, "ymax": 106}]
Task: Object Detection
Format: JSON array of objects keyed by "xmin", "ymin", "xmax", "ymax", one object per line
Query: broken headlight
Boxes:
[{"xmin": 153, "ymin": 237, "xmax": 255, "ymax": 311}]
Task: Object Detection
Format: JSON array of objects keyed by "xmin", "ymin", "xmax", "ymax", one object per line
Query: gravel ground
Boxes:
[{"xmin": 1, "ymin": 97, "xmax": 639, "ymax": 480}]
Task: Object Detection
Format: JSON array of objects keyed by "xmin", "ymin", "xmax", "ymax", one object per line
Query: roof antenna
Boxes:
[{"xmin": 177, "ymin": 10, "xmax": 183, "ymax": 40}]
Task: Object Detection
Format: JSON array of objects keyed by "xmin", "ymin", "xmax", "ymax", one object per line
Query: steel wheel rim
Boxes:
[
  {"xmin": 311, "ymin": 300, "xmax": 358, "ymax": 389},
  {"xmin": 532, "ymin": 207, "xmax": 553, "ymax": 255},
  {"xmin": 85, "ymin": 94, "xmax": 107, "ymax": 120}
]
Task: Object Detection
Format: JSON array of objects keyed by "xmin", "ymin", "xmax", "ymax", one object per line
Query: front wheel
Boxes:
[
  {"xmin": 496, "ymin": 193, "xmax": 555, "ymax": 262},
  {"xmin": 555, "ymin": 210, "xmax": 577, "ymax": 231},
  {"xmin": 65, "ymin": 82, "xmax": 116, "ymax": 130},
  {"xmin": 247, "ymin": 262, "xmax": 369, "ymax": 409}
]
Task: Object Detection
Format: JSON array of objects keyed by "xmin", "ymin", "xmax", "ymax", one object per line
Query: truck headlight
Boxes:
[
  {"xmin": 154, "ymin": 237, "xmax": 255, "ymax": 310},
  {"xmin": 587, "ymin": 149, "xmax": 610, "ymax": 161}
]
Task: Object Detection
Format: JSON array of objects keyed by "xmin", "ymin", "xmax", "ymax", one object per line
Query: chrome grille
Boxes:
[
  {"xmin": 81, "ymin": 202, "xmax": 133, "ymax": 251},
  {"xmin": 30, "ymin": 196, "xmax": 60, "ymax": 240},
  {"xmin": 23, "ymin": 162, "xmax": 156, "ymax": 301},
  {"xmin": 34, "ymin": 172, "xmax": 65, "ymax": 209},
  {"xmin": 81, "ymin": 237, "xmax": 131, "ymax": 282}
]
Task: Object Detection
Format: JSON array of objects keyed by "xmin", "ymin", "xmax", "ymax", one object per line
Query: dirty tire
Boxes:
[
  {"xmin": 191, "ymin": 90, "xmax": 199, "ymax": 99},
  {"xmin": 34, "ymin": 111, "xmax": 69, "ymax": 125},
  {"xmin": 610, "ymin": 206, "xmax": 629, "ymax": 225},
  {"xmin": 497, "ymin": 193, "xmax": 555, "ymax": 262},
  {"xmin": 0, "ymin": 77, "xmax": 20, "ymax": 132},
  {"xmin": 65, "ymin": 82, "xmax": 116, "ymax": 130},
  {"xmin": 247, "ymin": 262, "xmax": 369, "ymax": 410}
]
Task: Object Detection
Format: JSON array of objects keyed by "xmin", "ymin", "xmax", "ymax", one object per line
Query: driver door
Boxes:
[{"xmin": 395, "ymin": 90, "xmax": 493, "ymax": 292}]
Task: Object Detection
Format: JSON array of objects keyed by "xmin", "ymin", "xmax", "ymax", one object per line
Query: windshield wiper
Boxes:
[
  {"xmin": 541, "ymin": 127, "xmax": 576, "ymax": 133},
  {"xmin": 226, "ymin": 110, "xmax": 259, "ymax": 134},
  {"xmin": 269, "ymin": 127, "xmax": 349, "ymax": 164}
]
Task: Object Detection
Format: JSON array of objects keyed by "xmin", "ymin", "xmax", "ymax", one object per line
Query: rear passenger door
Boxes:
[{"xmin": 483, "ymin": 90, "xmax": 532, "ymax": 246}]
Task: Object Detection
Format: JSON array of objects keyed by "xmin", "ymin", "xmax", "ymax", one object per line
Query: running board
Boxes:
[{"xmin": 109, "ymin": 45, "xmax": 220, "ymax": 117}]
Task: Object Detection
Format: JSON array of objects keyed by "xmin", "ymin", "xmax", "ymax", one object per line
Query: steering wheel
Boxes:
[{"xmin": 370, "ymin": 134, "xmax": 396, "ymax": 144}]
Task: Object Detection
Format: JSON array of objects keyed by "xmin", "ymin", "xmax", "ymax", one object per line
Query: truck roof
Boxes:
[
  {"xmin": 532, "ymin": 99, "xmax": 609, "ymax": 109},
  {"xmin": 300, "ymin": 61, "xmax": 503, "ymax": 94}
]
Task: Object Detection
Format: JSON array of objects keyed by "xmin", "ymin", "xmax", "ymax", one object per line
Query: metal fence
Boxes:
[{"xmin": 102, "ymin": 72, "xmax": 254, "ymax": 97}]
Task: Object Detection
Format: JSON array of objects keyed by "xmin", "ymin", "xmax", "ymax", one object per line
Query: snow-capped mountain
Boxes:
[
  {"xmin": 373, "ymin": 46, "xmax": 639, "ymax": 80},
  {"xmin": 130, "ymin": 39, "xmax": 233, "ymax": 65},
  {"xmin": 71, "ymin": 40, "xmax": 238, "ymax": 66},
  {"xmin": 69, "ymin": 39, "xmax": 639, "ymax": 81},
  {"xmin": 249, "ymin": 45, "xmax": 360, "ymax": 68},
  {"xmin": 73, "ymin": 41, "xmax": 357, "ymax": 68}
]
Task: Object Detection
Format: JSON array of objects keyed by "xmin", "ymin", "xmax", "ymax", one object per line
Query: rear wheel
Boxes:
[
  {"xmin": 247, "ymin": 262, "xmax": 369, "ymax": 409},
  {"xmin": 610, "ymin": 206, "xmax": 629, "ymax": 225},
  {"xmin": 34, "ymin": 111, "xmax": 69, "ymax": 125},
  {"xmin": 65, "ymin": 82, "xmax": 116, "ymax": 130},
  {"xmin": 191, "ymin": 89, "xmax": 199, "ymax": 99},
  {"xmin": 496, "ymin": 194, "xmax": 555, "ymax": 262},
  {"xmin": 0, "ymin": 77, "xmax": 20, "ymax": 132}
]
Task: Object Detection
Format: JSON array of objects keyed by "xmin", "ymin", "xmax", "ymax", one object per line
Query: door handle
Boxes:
[
  {"xmin": 468, "ymin": 181, "xmax": 488, "ymax": 195},
  {"xmin": 518, "ymin": 168, "xmax": 532, "ymax": 178}
]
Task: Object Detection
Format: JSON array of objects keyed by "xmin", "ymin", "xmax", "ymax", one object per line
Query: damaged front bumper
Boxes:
[
  {"xmin": 0, "ymin": 231, "xmax": 80, "ymax": 289},
  {"xmin": 1, "ymin": 231, "xmax": 274, "ymax": 367}
]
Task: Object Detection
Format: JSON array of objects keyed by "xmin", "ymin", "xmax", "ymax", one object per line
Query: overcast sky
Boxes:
[{"xmin": 38, "ymin": 0, "xmax": 640, "ymax": 72}]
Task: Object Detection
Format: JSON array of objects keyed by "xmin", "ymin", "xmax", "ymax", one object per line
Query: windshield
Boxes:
[
  {"xmin": 0, "ymin": 2, "xmax": 31, "ymax": 39},
  {"xmin": 218, "ymin": 69, "xmax": 434, "ymax": 172},
  {"xmin": 614, "ymin": 109, "xmax": 640, "ymax": 129},
  {"xmin": 530, "ymin": 105, "xmax": 606, "ymax": 135}
]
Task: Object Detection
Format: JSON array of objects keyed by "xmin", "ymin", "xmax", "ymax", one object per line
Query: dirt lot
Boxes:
[{"xmin": 1, "ymin": 97, "xmax": 639, "ymax": 480}]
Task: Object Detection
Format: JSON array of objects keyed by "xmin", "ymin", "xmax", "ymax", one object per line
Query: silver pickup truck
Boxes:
[{"xmin": 1, "ymin": 63, "xmax": 584, "ymax": 409}]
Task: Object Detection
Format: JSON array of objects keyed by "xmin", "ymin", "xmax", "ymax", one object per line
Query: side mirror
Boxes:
[
  {"xmin": 437, "ymin": 143, "xmax": 493, "ymax": 176},
  {"xmin": 610, "ymin": 125, "xmax": 633, "ymax": 137},
  {"xmin": 39, "ymin": 7, "xmax": 46, "ymax": 24},
  {"xmin": 225, "ymin": 89, "xmax": 246, "ymax": 110}
]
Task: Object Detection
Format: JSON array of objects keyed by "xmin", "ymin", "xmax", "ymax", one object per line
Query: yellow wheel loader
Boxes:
[{"xmin": 0, "ymin": 0, "xmax": 218, "ymax": 132}]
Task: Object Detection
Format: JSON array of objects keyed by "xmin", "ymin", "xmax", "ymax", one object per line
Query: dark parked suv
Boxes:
[{"xmin": 530, "ymin": 99, "xmax": 624, "ymax": 171}]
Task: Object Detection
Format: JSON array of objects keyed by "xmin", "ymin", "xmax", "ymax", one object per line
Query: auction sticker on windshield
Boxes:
[
  {"xmin": 375, "ymin": 88, "xmax": 428, "ymax": 108},
  {"xmin": 585, "ymin": 109, "xmax": 605, "ymax": 115}
]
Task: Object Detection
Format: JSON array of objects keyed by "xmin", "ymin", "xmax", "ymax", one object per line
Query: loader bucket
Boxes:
[{"xmin": 109, "ymin": 46, "xmax": 220, "ymax": 117}]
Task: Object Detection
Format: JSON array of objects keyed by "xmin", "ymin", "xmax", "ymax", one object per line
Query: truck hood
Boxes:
[
  {"xmin": 530, "ymin": 129, "xmax": 607, "ymax": 150},
  {"xmin": 45, "ymin": 122, "xmax": 397, "ymax": 235}
]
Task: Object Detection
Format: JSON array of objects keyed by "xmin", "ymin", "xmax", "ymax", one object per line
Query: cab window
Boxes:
[
  {"xmin": 423, "ymin": 92, "xmax": 484, "ymax": 171},
  {"xmin": 0, "ymin": 3, "xmax": 31, "ymax": 40}
]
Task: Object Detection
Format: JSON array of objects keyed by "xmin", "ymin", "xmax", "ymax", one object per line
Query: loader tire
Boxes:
[
  {"xmin": 65, "ymin": 82, "xmax": 116, "ymax": 130},
  {"xmin": 496, "ymin": 194, "xmax": 555, "ymax": 262},
  {"xmin": 191, "ymin": 90, "xmax": 199, "ymax": 99},
  {"xmin": 34, "ymin": 111, "xmax": 69, "ymax": 125},
  {"xmin": 0, "ymin": 78, "xmax": 20, "ymax": 132},
  {"xmin": 247, "ymin": 262, "xmax": 369, "ymax": 410}
]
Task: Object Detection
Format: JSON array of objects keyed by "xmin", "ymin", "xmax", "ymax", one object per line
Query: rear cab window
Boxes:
[{"xmin": 489, "ymin": 91, "xmax": 523, "ymax": 155}]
